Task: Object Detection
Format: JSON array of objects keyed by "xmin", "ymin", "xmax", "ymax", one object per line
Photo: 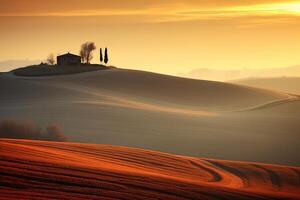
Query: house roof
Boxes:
[{"xmin": 57, "ymin": 52, "xmax": 81, "ymax": 58}]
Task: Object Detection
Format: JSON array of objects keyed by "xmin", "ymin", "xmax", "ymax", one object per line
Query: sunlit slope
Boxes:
[
  {"xmin": 1, "ymin": 139, "xmax": 299, "ymax": 200},
  {"xmin": 1, "ymin": 68, "xmax": 289, "ymax": 111},
  {"xmin": 42, "ymin": 68, "xmax": 290, "ymax": 111}
]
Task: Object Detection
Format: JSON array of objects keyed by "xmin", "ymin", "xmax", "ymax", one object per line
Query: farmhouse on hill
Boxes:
[{"xmin": 57, "ymin": 52, "xmax": 81, "ymax": 65}]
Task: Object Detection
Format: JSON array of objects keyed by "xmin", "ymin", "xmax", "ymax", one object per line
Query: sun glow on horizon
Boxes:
[
  {"xmin": 178, "ymin": 1, "xmax": 300, "ymax": 19},
  {"xmin": 272, "ymin": 2, "xmax": 300, "ymax": 13},
  {"xmin": 0, "ymin": 0, "xmax": 300, "ymax": 74},
  {"xmin": 231, "ymin": 2, "xmax": 300, "ymax": 15}
]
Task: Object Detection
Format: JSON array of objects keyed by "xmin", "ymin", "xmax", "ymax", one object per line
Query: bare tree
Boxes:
[
  {"xmin": 80, "ymin": 42, "xmax": 96, "ymax": 64},
  {"xmin": 46, "ymin": 54, "xmax": 55, "ymax": 65},
  {"xmin": 80, "ymin": 49, "xmax": 86, "ymax": 63}
]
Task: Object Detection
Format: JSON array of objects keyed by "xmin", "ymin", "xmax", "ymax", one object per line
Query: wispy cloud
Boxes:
[{"xmin": 1, "ymin": 1, "xmax": 300, "ymax": 18}]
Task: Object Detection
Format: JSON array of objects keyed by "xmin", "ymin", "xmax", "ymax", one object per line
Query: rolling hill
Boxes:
[
  {"xmin": 0, "ymin": 68, "xmax": 299, "ymax": 165},
  {"xmin": 1, "ymin": 139, "xmax": 299, "ymax": 200},
  {"xmin": 233, "ymin": 77, "xmax": 300, "ymax": 95}
]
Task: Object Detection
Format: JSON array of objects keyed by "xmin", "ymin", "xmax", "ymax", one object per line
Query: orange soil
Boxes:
[{"xmin": 1, "ymin": 139, "xmax": 299, "ymax": 200}]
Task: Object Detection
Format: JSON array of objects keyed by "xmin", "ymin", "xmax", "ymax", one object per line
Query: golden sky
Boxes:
[{"xmin": 0, "ymin": 0, "xmax": 299, "ymax": 74}]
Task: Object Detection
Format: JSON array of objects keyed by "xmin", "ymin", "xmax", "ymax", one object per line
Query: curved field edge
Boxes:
[{"xmin": 0, "ymin": 139, "xmax": 299, "ymax": 200}]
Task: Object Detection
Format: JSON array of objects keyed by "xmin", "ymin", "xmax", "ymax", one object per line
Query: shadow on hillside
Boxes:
[{"xmin": 11, "ymin": 64, "xmax": 115, "ymax": 77}]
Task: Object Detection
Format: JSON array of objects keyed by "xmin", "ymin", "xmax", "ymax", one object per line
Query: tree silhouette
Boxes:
[
  {"xmin": 46, "ymin": 54, "xmax": 55, "ymax": 65},
  {"xmin": 100, "ymin": 48, "xmax": 103, "ymax": 63},
  {"xmin": 104, "ymin": 47, "xmax": 108, "ymax": 65},
  {"xmin": 80, "ymin": 42, "xmax": 96, "ymax": 64},
  {"xmin": 80, "ymin": 49, "xmax": 86, "ymax": 63}
]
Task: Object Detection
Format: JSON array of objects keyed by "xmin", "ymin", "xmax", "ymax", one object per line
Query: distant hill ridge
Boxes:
[
  {"xmin": 233, "ymin": 77, "xmax": 300, "ymax": 95},
  {"xmin": 179, "ymin": 65, "xmax": 300, "ymax": 81}
]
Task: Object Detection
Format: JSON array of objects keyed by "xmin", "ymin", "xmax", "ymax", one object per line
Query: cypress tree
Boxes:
[
  {"xmin": 100, "ymin": 48, "xmax": 103, "ymax": 63},
  {"xmin": 104, "ymin": 47, "xmax": 108, "ymax": 65}
]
